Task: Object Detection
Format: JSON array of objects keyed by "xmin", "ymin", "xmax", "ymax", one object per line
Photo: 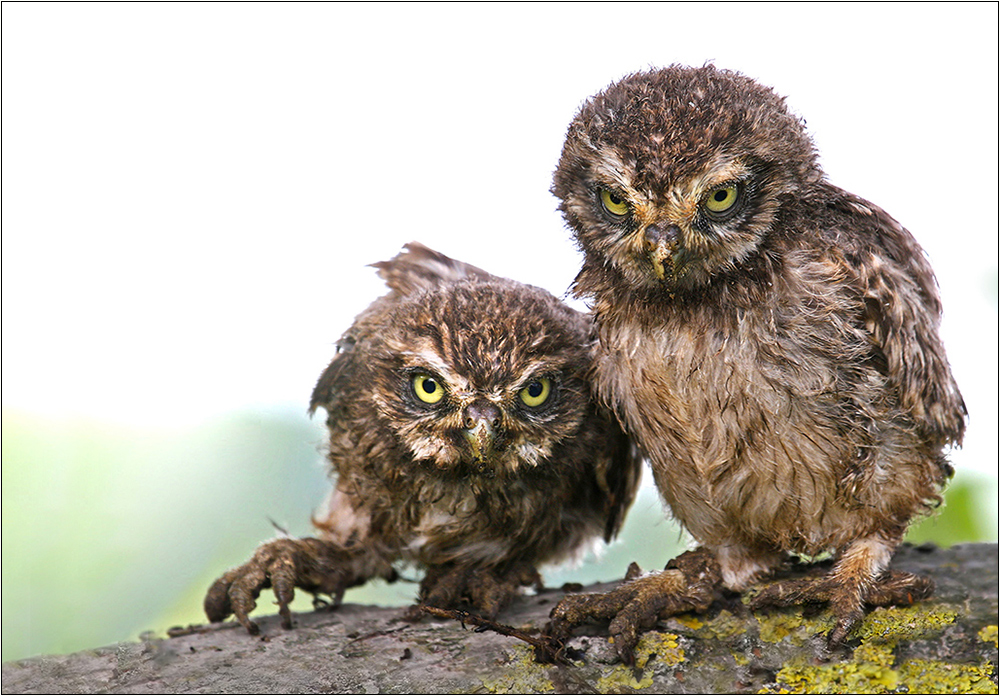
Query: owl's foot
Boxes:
[
  {"xmin": 204, "ymin": 538, "xmax": 376, "ymax": 634},
  {"xmin": 749, "ymin": 568, "xmax": 934, "ymax": 644},
  {"xmin": 547, "ymin": 548, "xmax": 722, "ymax": 665},
  {"xmin": 748, "ymin": 536, "xmax": 932, "ymax": 644},
  {"xmin": 408, "ymin": 561, "xmax": 542, "ymax": 621}
]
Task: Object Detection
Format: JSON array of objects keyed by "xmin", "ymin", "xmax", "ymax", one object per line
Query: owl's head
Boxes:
[
  {"xmin": 553, "ymin": 65, "xmax": 821, "ymax": 294},
  {"xmin": 370, "ymin": 280, "xmax": 595, "ymax": 478},
  {"xmin": 313, "ymin": 245, "xmax": 597, "ymax": 480}
]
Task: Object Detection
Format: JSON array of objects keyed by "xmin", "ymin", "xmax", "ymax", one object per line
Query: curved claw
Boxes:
[
  {"xmin": 548, "ymin": 548, "xmax": 722, "ymax": 665},
  {"xmin": 749, "ymin": 569, "xmax": 935, "ymax": 645},
  {"xmin": 205, "ymin": 570, "xmax": 261, "ymax": 634},
  {"xmin": 203, "ymin": 537, "xmax": 375, "ymax": 635},
  {"xmin": 204, "ymin": 539, "xmax": 302, "ymax": 633},
  {"xmin": 269, "ymin": 554, "xmax": 298, "ymax": 629},
  {"xmin": 550, "ymin": 568, "xmax": 687, "ymax": 664},
  {"xmin": 414, "ymin": 562, "xmax": 541, "ymax": 622}
]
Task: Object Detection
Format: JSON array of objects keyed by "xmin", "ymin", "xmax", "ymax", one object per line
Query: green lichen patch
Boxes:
[
  {"xmin": 596, "ymin": 632, "xmax": 685, "ymax": 693},
  {"xmin": 482, "ymin": 644, "xmax": 554, "ymax": 694},
  {"xmin": 979, "ymin": 625, "xmax": 998, "ymax": 648},
  {"xmin": 855, "ymin": 604, "xmax": 958, "ymax": 643}
]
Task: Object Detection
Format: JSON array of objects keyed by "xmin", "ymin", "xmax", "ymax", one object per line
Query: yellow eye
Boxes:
[
  {"xmin": 519, "ymin": 378, "xmax": 551, "ymax": 408},
  {"xmin": 600, "ymin": 189, "xmax": 629, "ymax": 217},
  {"xmin": 412, "ymin": 374, "xmax": 444, "ymax": 404},
  {"xmin": 703, "ymin": 184, "xmax": 740, "ymax": 216}
]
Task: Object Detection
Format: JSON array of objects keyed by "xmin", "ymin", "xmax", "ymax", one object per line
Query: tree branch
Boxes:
[{"xmin": 3, "ymin": 543, "xmax": 997, "ymax": 694}]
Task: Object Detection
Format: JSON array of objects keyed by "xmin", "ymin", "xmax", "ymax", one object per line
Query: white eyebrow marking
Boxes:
[
  {"xmin": 593, "ymin": 146, "xmax": 644, "ymax": 203},
  {"xmin": 507, "ymin": 358, "xmax": 555, "ymax": 391},
  {"xmin": 399, "ymin": 349, "xmax": 472, "ymax": 392}
]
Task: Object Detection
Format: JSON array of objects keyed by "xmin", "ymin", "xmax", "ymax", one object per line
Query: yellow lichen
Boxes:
[
  {"xmin": 679, "ymin": 609, "xmax": 746, "ymax": 641},
  {"xmin": 755, "ymin": 602, "xmax": 958, "ymax": 646},
  {"xmin": 597, "ymin": 664, "xmax": 655, "ymax": 692},
  {"xmin": 979, "ymin": 625, "xmax": 998, "ymax": 648},
  {"xmin": 765, "ymin": 656, "xmax": 901, "ymax": 694},
  {"xmin": 482, "ymin": 644, "xmax": 554, "ymax": 694},
  {"xmin": 760, "ymin": 648, "xmax": 997, "ymax": 694},
  {"xmin": 896, "ymin": 659, "xmax": 997, "ymax": 695},
  {"xmin": 758, "ymin": 602, "xmax": 994, "ymax": 694},
  {"xmin": 673, "ymin": 614, "xmax": 704, "ymax": 630},
  {"xmin": 853, "ymin": 642, "xmax": 896, "ymax": 669},
  {"xmin": 855, "ymin": 604, "xmax": 958, "ymax": 642},
  {"xmin": 756, "ymin": 608, "xmax": 834, "ymax": 644},
  {"xmin": 766, "ymin": 660, "xmax": 997, "ymax": 695},
  {"xmin": 596, "ymin": 632, "xmax": 685, "ymax": 693}
]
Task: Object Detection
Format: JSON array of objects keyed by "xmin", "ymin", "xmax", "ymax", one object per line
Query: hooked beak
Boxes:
[
  {"xmin": 464, "ymin": 419, "xmax": 497, "ymax": 462},
  {"xmin": 644, "ymin": 224, "xmax": 681, "ymax": 280},
  {"xmin": 462, "ymin": 400, "xmax": 502, "ymax": 466}
]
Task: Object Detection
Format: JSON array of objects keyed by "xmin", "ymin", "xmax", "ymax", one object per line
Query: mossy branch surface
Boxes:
[{"xmin": 3, "ymin": 543, "xmax": 997, "ymax": 694}]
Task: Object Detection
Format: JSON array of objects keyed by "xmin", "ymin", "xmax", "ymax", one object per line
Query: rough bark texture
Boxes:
[{"xmin": 3, "ymin": 543, "xmax": 998, "ymax": 694}]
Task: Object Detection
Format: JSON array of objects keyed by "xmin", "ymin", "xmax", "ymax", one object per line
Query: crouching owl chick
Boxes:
[
  {"xmin": 547, "ymin": 65, "xmax": 966, "ymax": 662},
  {"xmin": 205, "ymin": 242, "xmax": 640, "ymax": 634}
]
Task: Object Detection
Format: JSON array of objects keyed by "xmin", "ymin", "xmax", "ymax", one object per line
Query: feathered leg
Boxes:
[{"xmin": 749, "ymin": 535, "xmax": 933, "ymax": 643}]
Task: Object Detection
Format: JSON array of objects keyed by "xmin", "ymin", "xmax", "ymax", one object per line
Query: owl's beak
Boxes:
[
  {"xmin": 644, "ymin": 224, "xmax": 680, "ymax": 280},
  {"xmin": 649, "ymin": 242, "xmax": 672, "ymax": 280},
  {"xmin": 462, "ymin": 400, "xmax": 503, "ymax": 465},
  {"xmin": 464, "ymin": 420, "xmax": 497, "ymax": 463}
]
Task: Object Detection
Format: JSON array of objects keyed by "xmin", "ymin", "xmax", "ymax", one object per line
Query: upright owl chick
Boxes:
[
  {"xmin": 205, "ymin": 242, "xmax": 640, "ymax": 634},
  {"xmin": 547, "ymin": 65, "xmax": 966, "ymax": 662}
]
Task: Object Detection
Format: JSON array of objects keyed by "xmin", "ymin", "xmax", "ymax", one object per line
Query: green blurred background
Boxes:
[{"xmin": 2, "ymin": 406, "xmax": 996, "ymax": 663}]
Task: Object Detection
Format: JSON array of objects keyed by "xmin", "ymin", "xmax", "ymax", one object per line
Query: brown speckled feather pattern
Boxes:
[
  {"xmin": 310, "ymin": 242, "xmax": 640, "ymax": 574},
  {"xmin": 553, "ymin": 65, "xmax": 965, "ymax": 599},
  {"xmin": 205, "ymin": 243, "xmax": 640, "ymax": 631}
]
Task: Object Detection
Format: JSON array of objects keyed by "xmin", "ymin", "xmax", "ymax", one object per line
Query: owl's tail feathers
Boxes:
[{"xmin": 372, "ymin": 241, "xmax": 494, "ymax": 296}]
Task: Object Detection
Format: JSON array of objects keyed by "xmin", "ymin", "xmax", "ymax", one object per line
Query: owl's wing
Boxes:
[
  {"xmin": 309, "ymin": 337, "xmax": 356, "ymax": 417},
  {"xmin": 371, "ymin": 242, "xmax": 496, "ymax": 297},
  {"xmin": 830, "ymin": 188, "xmax": 966, "ymax": 447},
  {"xmin": 312, "ymin": 243, "xmax": 493, "ymax": 416},
  {"xmin": 598, "ymin": 419, "xmax": 643, "ymax": 542},
  {"xmin": 309, "ymin": 296, "xmax": 391, "ymax": 416},
  {"xmin": 312, "ymin": 242, "xmax": 493, "ymax": 412}
]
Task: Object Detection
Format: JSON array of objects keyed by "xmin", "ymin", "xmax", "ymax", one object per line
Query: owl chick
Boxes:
[
  {"xmin": 205, "ymin": 242, "xmax": 640, "ymax": 634},
  {"xmin": 547, "ymin": 65, "xmax": 966, "ymax": 662}
]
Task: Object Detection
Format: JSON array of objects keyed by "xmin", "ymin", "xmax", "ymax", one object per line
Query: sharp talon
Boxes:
[
  {"xmin": 545, "ymin": 549, "xmax": 721, "ymax": 665},
  {"xmin": 617, "ymin": 643, "xmax": 636, "ymax": 667},
  {"xmin": 279, "ymin": 605, "xmax": 293, "ymax": 630}
]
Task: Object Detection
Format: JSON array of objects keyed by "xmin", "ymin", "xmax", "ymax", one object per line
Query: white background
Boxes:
[{"xmin": 4, "ymin": 3, "xmax": 996, "ymax": 475}]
